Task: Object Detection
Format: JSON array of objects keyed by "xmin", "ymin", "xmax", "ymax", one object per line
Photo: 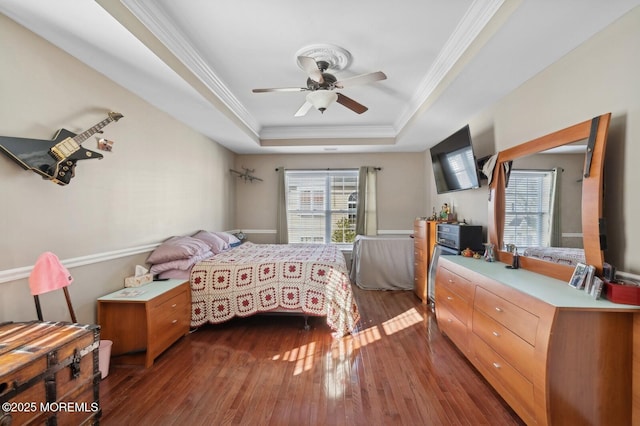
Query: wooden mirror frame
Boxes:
[{"xmin": 488, "ymin": 113, "xmax": 611, "ymax": 281}]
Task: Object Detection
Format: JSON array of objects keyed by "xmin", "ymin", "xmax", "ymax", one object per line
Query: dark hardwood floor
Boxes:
[{"xmin": 99, "ymin": 286, "xmax": 524, "ymax": 425}]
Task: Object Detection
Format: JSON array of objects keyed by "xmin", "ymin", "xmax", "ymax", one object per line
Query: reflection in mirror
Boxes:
[
  {"xmin": 489, "ymin": 113, "xmax": 610, "ymax": 281},
  {"xmin": 503, "ymin": 140, "xmax": 588, "ymax": 266}
]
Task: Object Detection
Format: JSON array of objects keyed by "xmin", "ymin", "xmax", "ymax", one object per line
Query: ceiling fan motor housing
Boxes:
[{"xmin": 307, "ymin": 73, "xmax": 337, "ymax": 91}]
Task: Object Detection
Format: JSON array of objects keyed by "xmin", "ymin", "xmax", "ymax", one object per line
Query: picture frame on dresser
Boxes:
[{"xmin": 568, "ymin": 263, "xmax": 589, "ymax": 289}]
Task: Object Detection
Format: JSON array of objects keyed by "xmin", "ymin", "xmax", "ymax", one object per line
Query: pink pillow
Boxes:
[
  {"xmin": 149, "ymin": 250, "xmax": 212, "ymax": 274},
  {"xmin": 147, "ymin": 236, "xmax": 211, "ymax": 264},
  {"xmin": 212, "ymin": 231, "xmax": 241, "ymax": 245},
  {"xmin": 192, "ymin": 230, "xmax": 228, "ymax": 254}
]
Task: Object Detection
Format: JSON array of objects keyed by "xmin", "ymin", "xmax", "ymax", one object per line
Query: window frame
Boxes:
[{"xmin": 285, "ymin": 169, "xmax": 359, "ymax": 246}]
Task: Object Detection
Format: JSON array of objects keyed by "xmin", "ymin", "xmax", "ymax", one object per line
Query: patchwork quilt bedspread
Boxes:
[{"xmin": 189, "ymin": 242, "xmax": 360, "ymax": 337}]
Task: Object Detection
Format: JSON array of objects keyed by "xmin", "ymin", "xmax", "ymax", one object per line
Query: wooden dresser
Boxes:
[
  {"xmin": 435, "ymin": 256, "xmax": 637, "ymax": 425},
  {"xmin": 413, "ymin": 219, "xmax": 437, "ymax": 303},
  {"xmin": 97, "ymin": 279, "xmax": 190, "ymax": 368}
]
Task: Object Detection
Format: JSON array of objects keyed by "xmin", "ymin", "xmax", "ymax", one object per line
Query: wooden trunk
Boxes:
[{"xmin": 0, "ymin": 321, "xmax": 101, "ymax": 425}]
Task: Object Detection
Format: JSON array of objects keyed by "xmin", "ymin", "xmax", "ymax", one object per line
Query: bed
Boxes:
[
  {"xmin": 147, "ymin": 234, "xmax": 359, "ymax": 337},
  {"xmin": 189, "ymin": 242, "xmax": 359, "ymax": 337}
]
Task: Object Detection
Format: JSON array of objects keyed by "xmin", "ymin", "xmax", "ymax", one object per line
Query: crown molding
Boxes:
[
  {"xmin": 122, "ymin": 0, "xmax": 260, "ymax": 136},
  {"xmin": 260, "ymin": 124, "xmax": 397, "ymax": 140},
  {"xmin": 122, "ymin": 0, "xmax": 505, "ymax": 143},
  {"xmin": 394, "ymin": 0, "xmax": 506, "ymax": 131}
]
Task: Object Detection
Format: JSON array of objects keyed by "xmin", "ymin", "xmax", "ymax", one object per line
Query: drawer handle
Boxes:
[
  {"xmin": 448, "ymin": 279, "xmax": 454, "ymax": 283},
  {"xmin": 492, "ymin": 362, "xmax": 501, "ymax": 369},
  {"xmin": 447, "ymin": 318, "xmax": 453, "ymax": 323},
  {"xmin": 495, "ymin": 307, "xmax": 503, "ymax": 312},
  {"xmin": 492, "ymin": 331, "xmax": 500, "ymax": 337},
  {"xmin": 171, "ymin": 319, "xmax": 178, "ymax": 324},
  {"xmin": 446, "ymin": 296, "xmax": 453, "ymax": 301},
  {"xmin": 171, "ymin": 303, "xmax": 177, "ymax": 308}
]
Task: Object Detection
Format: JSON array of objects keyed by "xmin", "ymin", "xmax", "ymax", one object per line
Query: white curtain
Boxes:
[
  {"xmin": 276, "ymin": 167, "xmax": 288, "ymax": 244},
  {"xmin": 355, "ymin": 166, "xmax": 378, "ymax": 236},
  {"xmin": 548, "ymin": 167, "xmax": 562, "ymax": 247}
]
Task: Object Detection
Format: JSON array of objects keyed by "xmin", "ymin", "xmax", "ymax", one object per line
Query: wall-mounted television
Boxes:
[{"xmin": 430, "ymin": 125, "xmax": 481, "ymax": 194}]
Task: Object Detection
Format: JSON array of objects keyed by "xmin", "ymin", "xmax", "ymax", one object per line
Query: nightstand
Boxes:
[{"xmin": 97, "ymin": 279, "xmax": 190, "ymax": 368}]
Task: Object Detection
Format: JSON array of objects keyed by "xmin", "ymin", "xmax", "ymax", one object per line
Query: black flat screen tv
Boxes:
[{"xmin": 430, "ymin": 125, "xmax": 481, "ymax": 194}]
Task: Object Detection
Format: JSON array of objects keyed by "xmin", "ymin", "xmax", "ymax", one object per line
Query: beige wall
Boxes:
[
  {"xmin": 0, "ymin": 15, "xmax": 236, "ymax": 323},
  {"xmin": 427, "ymin": 7, "xmax": 640, "ymax": 274},
  {"xmin": 234, "ymin": 153, "xmax": 426, "ymax": 243},
  {"xmin": 3, "ymin": 6, "xmax": 639, "ymax": 325}
]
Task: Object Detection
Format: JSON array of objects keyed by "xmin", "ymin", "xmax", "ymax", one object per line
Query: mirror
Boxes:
[{"xmin": 488, "ymin": 114, "xmax": 610, "ymax": 281}]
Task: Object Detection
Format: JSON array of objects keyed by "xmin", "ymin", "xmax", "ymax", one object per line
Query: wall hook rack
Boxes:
[{"xmin": 230, "ymin": 167, "xmax": 263, "ymax": 183}]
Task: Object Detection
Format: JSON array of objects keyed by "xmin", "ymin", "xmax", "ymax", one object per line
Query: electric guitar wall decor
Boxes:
[{"xmin": 0, "ymin": 111, "xmax": 123, "ymax": 186}]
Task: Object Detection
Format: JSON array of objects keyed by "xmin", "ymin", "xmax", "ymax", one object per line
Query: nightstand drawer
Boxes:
[
  {"xmin": 149, "ymin": 290, "xmax": 189, "ymax": 328},
  {"xmin": 151, "ymin": 288, "xmax": 189, "ymax": 317}
]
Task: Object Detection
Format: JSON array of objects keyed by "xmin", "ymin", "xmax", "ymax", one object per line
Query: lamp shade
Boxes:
[{"xmin": 306, "ymin": 90, "xmax": 338, "ymax": 113}]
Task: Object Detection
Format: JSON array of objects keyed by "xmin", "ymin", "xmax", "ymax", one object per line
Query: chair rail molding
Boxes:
[{"xmin": 0, "ymin": 243, "xmax": 160, "ymax": 285}]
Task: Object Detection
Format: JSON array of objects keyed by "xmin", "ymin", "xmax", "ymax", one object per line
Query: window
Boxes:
[
  {"xmin": 285, "ymin": 170, "xmax": 358, "ymax": 245},
  {"xmin": 503, "ymin": 170, "xmax": 555, "ymax": 248}
]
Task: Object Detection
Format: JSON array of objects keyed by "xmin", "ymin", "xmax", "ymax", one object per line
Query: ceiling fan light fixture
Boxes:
[{"xmin": 306, "ymin": 90, "xmax": 338, "ymax": 113}]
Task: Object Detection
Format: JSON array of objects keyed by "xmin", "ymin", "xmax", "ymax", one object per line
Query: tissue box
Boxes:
[{"xmin": 124, "ymin": 273, "xmax": 153, "ymax": 288}]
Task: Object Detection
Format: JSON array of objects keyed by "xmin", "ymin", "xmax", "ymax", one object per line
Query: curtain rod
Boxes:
[{"xmin": 275, "ymin": 167, "xmax": 382, "ymax": 171}]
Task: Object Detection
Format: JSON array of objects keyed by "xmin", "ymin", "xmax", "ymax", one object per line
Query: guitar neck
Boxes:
[{"xmin": 72, "ymin": 116, "xmax": 115, "ymax": 144}]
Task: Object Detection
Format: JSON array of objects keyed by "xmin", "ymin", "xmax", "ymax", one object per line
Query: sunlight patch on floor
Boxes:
[
  {"xmin": 271, "ymin": 341, "xmax": 317, "ymax": 376},
  {"xmin": 270, "ymin": 307, "xmax": 421, "ymax": 383},
  {"xmin": 381, "ymin": 307, "xmax": 423, "ymax": 335},
  {"xmin": 350, "ymin": 324, "xmax": 382, "ymax": 348}
]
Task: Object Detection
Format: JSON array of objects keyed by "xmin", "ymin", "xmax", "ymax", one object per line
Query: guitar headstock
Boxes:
[{"xmin": 108, "ymin": 111, "xmax": 124, "ymax": 122}]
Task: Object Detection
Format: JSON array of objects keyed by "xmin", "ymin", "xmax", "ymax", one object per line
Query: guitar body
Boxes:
[{"xmin": 0, "ymin": 127, "xmax": 107, "ymax": 185}]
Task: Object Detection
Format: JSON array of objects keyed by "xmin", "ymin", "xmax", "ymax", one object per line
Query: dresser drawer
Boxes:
[
  {"xmin": 437, "ymin": 283, "xmax": 471, "ymax": 325},
  {"xmin": 472, "ymin": 308, "xmax": 534, "ymax": 380},
  {"xmin": 437, "ymin": 266, "xmax": 474, "ymax": 300},
  {"xmin": 474, "ymin": 286, "xmax": 538, "ymax": 345},
  {"xmin": 471, "ymin": 334, "xmax": 535, "ymax": 422},
  {"xmin": 436, "ymin": 302, "xmax": 468, "ymax": 351}
]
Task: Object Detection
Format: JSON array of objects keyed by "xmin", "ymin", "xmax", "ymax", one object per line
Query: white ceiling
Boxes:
[{"xmin": 1, "ymin": 0, "xmax": 639, "ymax": 154}]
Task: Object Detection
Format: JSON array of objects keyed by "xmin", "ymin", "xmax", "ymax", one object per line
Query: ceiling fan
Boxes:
[{"xmin": 252, "ymin": 56, "xmax": 387, "ymax": 116}]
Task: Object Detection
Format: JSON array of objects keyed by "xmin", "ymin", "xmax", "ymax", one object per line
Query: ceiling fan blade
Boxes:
[
  {"xmin": 335, "ymin": 71, "xmax": 387, "ymax": 89},
  {"xmin": 297, "ymin": 56, "xmax": 324, "ymax": 84},
  {"xmin": 252, "ymin": 87, "xmax": 307, "ymax": 93},
  {"xmin": 336, "ymin": 93, "xmax": 368, "ymax": 114},
  {"xmin": 294, "ymin": 101, "xmax": 314, "ymax": 117}
]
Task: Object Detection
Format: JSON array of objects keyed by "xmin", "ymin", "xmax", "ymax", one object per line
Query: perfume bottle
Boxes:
[
  {"xmin": 512, "ymin": 248, "xmax": 520, "ymax": 269},
  {"xmin": 484, "ymin": 243, "xmax": 495, "ymax": 262}
]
